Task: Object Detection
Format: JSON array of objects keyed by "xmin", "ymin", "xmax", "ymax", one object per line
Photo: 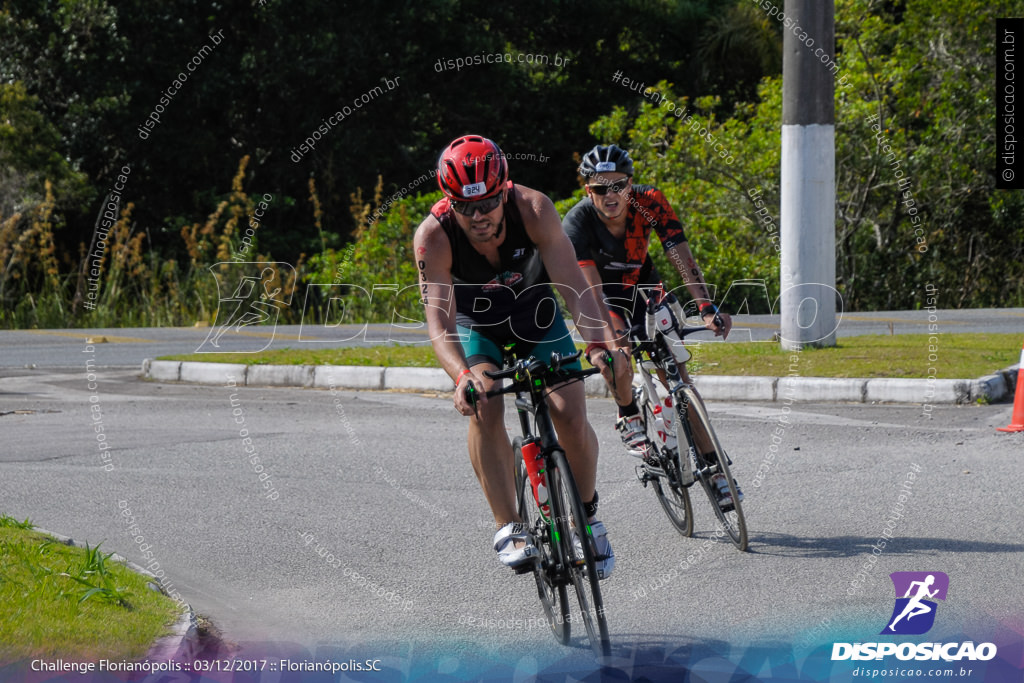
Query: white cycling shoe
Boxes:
[
  {"xmin": 616, "ymin": 414, "xmax": 652, "ymax": 458},
  {"xmin": 572, "ymin": 520, "xmax": 615, "ymax": 581},
  {"xmin": 710, "ymin": 473, "xmax": 744, "ymax": 511},
  {"xmin": 493, "ymin": 522, "xmax": 537, "ymax": 568}
]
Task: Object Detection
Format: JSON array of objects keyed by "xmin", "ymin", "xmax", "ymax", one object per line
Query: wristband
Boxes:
[
  {"xmin": 456, "ymin": 368, "xmax": 472, "ymax": 385},
  {"xmin": 584, "ymin": 342, "xmax": 608, "ymax": 360},
  {"xmin": 700, "ymin": 302, "xmax": 718, "ymax": 316}
]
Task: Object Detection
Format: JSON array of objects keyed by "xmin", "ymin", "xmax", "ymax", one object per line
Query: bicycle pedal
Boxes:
[
  {"xmin": 513, "ymin": 563, "xmax": 535, "ymax": 575},
  {"xmin": 643, "ymin": 461, "xmax": 666, "ymax": 478},
  {"xmin": 696, "ymin": 465, "xmax": 718, "ymax": 479}
]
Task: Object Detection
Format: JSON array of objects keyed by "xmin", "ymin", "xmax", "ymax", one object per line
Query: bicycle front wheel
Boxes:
[
  {"xmin": 641, "ymin": 398, "xmax": 694, "ymax": 537},
  {"xmin": 679, "ymin": 386, "xmax": 748, "ymax": 551},
  {"xmin": 513, "ymin": 437, "xmax": 569, "ymax": 644},
  {"xmin": 548, "ymin": 448, "xmax": 611, "ymax": 658}
]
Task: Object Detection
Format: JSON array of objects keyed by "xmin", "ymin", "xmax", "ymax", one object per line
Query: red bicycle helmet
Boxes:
[{"xmin": 436, "ymin": 135, "xmax": 509, "ymax": 200}]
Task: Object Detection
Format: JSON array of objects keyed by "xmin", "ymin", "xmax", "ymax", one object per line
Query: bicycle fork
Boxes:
[{"xmin": 662, "ymin": 388, "xmax": 695, "ymax": 486}]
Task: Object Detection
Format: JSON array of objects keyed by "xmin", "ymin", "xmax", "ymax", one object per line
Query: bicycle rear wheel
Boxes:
[
  {"xmin": 641, "ymin": 398, "xmax": 694, "ymax": 537},
  {"xmin": 548, "ymin": 448, "xmax": 611, "ymax": 658},
  {"xmin": 513, "ymin": 437, "xmax": 569, "ymax": 644},
  {"xmin": 679, "ymin": 387, "xmax": 748, "ymax": 551}
]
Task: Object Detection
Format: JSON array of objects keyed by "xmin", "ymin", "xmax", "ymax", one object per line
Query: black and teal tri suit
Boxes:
[{"xmin": 431, "ymin": 181, "xmax": 579, "ymax": 368}]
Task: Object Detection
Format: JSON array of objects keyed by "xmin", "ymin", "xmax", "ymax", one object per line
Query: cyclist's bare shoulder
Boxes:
[
  {"xmin": 413, "ymin": 214, "xmax": 452, "ymax": 270},
  {"xmin": 512, "ymin": 184, "xmax": 562, "ymax": 244},
  {"xmin": 413, "ymin": 211, "xmax": 442, "ymax": 242},
  {"xmin": 511, "ymin": 184, "xmax": 558, "ymax": 221}
]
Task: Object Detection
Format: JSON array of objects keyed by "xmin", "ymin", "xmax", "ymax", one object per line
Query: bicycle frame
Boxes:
[
  {"xmin": 478, "ymin": 350, "xmax": 612, "ymax": 655},
  {"xmin": 626, "ymin": 293, "xmax": 748, "ymax": 549},
  {"xmin": 630, "ymin": 313, "xmax": 707, "ymax": 484},
  {"xmin": 481, "ymin": 352, "xmax": 598, "ymax": 565},
  {"xmin": 501, "ymin": 356, "xmax": 588, "ymax": 577}
]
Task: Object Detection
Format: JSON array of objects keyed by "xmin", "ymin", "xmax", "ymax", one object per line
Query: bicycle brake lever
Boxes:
[
  {"xmin": 465, "ymin": 382, "xmax": 479, "ymax": 419},
  {"xmin": 600, "ymin": 349, "xmax": 617, "ymax": 393}
]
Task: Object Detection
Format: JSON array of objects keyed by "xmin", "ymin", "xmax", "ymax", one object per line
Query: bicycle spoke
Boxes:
[
  {"xmin": 681, "ymin": 388, "xmax": 748, "ymax": 551},
  {"xmin": 549, "ymin": 451, "xmax": 610, "ymax": 658},
  {"xmin": 514, "ymin": 438, "xmax": 569, "ymax": 643},
  {"xmin": 483, "ymin": 357, "xmax": 610, "ymax": 657},
  {"xmin": 642, "ymin": 398, "xmax": 694, "ymax": 536}
]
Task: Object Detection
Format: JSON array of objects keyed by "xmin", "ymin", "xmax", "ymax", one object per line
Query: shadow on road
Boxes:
[
  {"xmin": 743, "ymin": 531, "xmax": 1024, "ymax": 558},
  {"xmin": 594, "ymin": 635, "xmax": 803, "ymax": 681}
]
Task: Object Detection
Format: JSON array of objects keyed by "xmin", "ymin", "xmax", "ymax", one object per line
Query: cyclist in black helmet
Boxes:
[{"xmin": 563, "ymin": 144, "xmax": 742, "ymax": 509}]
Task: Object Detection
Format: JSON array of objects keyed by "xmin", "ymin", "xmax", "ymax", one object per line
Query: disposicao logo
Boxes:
[
  {"xmin": 832, "ymin": 571, "xmax": 997, "ymax": 662},
  {"xmin": 882, "ymin": 571, "xmax": 948, "ymax": 635}
]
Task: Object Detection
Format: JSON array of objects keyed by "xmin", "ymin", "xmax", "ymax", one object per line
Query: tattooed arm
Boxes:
[{"xmin": 664, "ymin": 241, "xmax": 732, "ymax": 339}]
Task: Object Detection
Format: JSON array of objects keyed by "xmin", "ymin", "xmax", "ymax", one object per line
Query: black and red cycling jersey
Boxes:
[
  {"xmin": 430, "ymin": 181, "xmax": 560, "ymax": 341},
  {"xmin": 562, "ymin": 184, "xmax": 686, "ymax": 322}
]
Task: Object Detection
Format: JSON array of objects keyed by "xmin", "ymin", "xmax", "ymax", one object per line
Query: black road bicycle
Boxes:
[
  {"xmin": 469, "ymin": 349, "xmax": 611, "ymax": 657},
  {"xmin": 628, "ymin": 295, "xmax": 748, "ymax": 551}
]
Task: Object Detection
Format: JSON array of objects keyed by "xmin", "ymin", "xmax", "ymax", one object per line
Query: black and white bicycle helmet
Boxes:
[{"xmin": 578, "ymin": 144, "xmax": 634, "ymax": 178}]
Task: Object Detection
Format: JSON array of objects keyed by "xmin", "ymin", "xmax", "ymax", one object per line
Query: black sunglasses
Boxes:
[
  {"xmin": 587, "ymin": 179, "xmax": 630, "ymax": 195},
  {"xmin": 452, "ymin": 194, "xmax": 502, "ymax": 216}
]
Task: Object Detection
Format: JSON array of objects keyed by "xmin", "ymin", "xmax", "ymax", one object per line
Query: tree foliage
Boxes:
[
  {"xmin": 0, "ymin": 0, "xmax": 1018, "ymax": 328},
  {"xmin": 568, "ymin": 0, "xmax": 1024, "ymax": 312},
  {"xmin": 833, "ymin": 0, "xmax": 1024, "ymax": 308},
  {"xmin": 0, "ymin": 0, "xmax": 741, "ymax": 266}
]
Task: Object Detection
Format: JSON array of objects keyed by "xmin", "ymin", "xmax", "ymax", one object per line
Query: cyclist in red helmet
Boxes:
[
  {"xmin": 414, "ymin": 135, "xmax": 630, "ymax": 577},
  {"xmin": 563, "ymin": 144, "xmax": 742, "ymax": 509}
]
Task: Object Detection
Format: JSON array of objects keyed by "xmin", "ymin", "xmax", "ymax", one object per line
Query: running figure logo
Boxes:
[
  {"xmin": 196, "ymin": 262, "xmax": 294, "ymax": 353},
  {"xmin": 881, "ymin": 571, "xmax": 949, "ymax": 635}
]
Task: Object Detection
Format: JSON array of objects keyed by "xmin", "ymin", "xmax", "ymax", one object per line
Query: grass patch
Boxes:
[
  {"xmin": 159, "ymin": 333, "xmax": 1021, "ymax": 380},
  {"xmin": 685, "ymin": 333, "xmax": 1021, "ymax": 379},
  {"xmin": 161, "ymin": 344, "xmax": 438, "ymax": 368},
  {"xmin": 0, "ymin": 515, "xmax": 182, "ymax": 661}
]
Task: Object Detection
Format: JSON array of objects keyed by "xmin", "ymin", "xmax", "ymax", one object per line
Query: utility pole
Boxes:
[{"xmin": 780, "ymin": 0, "xmax": 837, "ymax": 349}]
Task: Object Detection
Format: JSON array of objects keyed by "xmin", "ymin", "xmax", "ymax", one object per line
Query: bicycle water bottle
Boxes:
[
  {"xmin": 521, "ymin": 438, "xmax": 551, "ymax": 519},
  {"xmin": 658, "ymin": 396, "xmax": 678, "ymax": 450},
  {"xmin": 665, "ymin": 393, "xmax": 694, "ymax": 484},
  {"xmin": 652, "ymin": 302, "xmax": 691, "ymax": 365},
  {"xmin": 655, "ymin": 405, "xmax": 671, "ymax": 448}
]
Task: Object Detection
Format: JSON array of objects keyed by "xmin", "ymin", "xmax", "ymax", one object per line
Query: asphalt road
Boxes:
[
  {"xmin": 1, "ymin": 367, "xmax": 1022, "ymax": 677},
  {"xmin": 1, "ymin": 306, "xmax": 1022, "ymax": 369}
]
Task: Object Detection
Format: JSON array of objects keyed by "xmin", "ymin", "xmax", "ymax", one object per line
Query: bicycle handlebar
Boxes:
[
  {"xmin": 633, "ymin": 287, "xmax": 724, "ymax": 338},
  {"xmin": 627, "ymin": 321, "xmax": 715, "ymax": 340},
  {"xmin": 476, "ymin": 350, "xmax": 600, "ymax": 399}
]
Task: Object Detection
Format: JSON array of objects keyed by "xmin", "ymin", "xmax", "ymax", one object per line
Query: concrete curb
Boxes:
[
  {"xmin": 142, "ymin": 360, "xmax": 1013, "ymax": 405},
  {"xmin": 247, "ymin": 364, "xmax": 313, "ymax": 388},
  {"xmin": 180, "ymin": 362, "xmax": 247, "ymax": 385},
  {"xmin": 313, "ymin": 365, "xmax": 385, "ymax": 390},
  {"xmin": 864, "ymin": 378, "xmax": 968, "ymax": 404},
  {"xmin": 381, "ymin": 366, "xmax": 452, "ymax": 392},
  {"xmin": 146, "ymin": 360, "xmax": 182, "ymax": 382},
  {"xmin": 778, "ymin": 376, "xmax": 864, "ymax": 403},
  {"xmin": 30, "ymin": 525, "xmax": 198, "ymax": 661},
  {"xmin": 692, "ymin": 376, "xmax": 777, "ymax": 401}
]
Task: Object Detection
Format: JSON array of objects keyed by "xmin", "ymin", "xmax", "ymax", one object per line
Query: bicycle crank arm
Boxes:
[
  {"xmin": 514, "ymin": 562, "xmax": 536, "ymax": 575},
  {"xmin": 694, "ymin": 462, "xmax": 722, "ymax": 479}
]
